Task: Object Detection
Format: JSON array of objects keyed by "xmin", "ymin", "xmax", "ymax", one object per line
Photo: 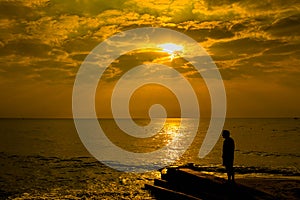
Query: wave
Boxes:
[
  {"xmin": 1, "ymin": 152, "xmax": 299, "ymax": 176},
  {"xmin": 236, "ymin": 149, "xmax": 300, "ymax": 158},
  {"xmin": 187, "ymin": 164, "xmax": 300, "ymax": 176}
]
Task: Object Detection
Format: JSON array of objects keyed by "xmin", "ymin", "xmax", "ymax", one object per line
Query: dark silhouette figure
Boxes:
[{"xmin": 222, "ymin": 130, "xmax": 235, "ymax": 182}]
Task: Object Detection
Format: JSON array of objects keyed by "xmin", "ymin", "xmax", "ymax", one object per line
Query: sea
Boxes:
[{"xmin": 0, "ymin": 118, "xmax": 299, "ymax": 199}]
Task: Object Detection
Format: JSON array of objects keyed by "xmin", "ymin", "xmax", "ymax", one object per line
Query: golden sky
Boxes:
[{"xmin": 0, "ymin": 0, "xmax": 299, "ymax": 118}]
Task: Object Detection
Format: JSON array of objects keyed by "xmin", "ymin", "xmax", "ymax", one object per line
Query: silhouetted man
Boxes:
[{"xmin": 222, "ymin": 130, "xmax": 235, "ymax": 182}]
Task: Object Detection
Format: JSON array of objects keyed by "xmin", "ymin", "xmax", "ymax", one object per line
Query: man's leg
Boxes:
[
  {"xmin": 229, "ymin": 165, "xmax": 235, "ymax": 182},
  {"xmin": 225, "ymin": 165, "xmax": 231, "ymax": 181},
  {"xmin": 226, "ymin": 165, "xmax": 234, "ymax": 182}
]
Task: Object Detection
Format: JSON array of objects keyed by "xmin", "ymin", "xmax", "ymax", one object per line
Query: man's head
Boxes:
[{"xmin": 222, "ymin": 130, "xmax": 230, "ymax": 138}]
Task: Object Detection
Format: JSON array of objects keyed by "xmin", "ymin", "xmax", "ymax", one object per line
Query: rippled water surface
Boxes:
[{"xmin": 0, "ymin": 118, "xmax": 299, "ymax": 199}]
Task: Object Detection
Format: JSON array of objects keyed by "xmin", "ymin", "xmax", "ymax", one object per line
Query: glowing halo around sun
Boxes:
[{"xmin": 158, "ymin": 43, "xmax": 184, "ymax": 61}]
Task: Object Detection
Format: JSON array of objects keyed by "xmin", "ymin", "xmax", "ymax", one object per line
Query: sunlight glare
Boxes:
[{"xmin": 158, "ymin": 43, "xmax": 183, "ymax": 61}]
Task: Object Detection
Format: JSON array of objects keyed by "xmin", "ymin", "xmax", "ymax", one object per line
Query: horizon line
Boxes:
[{"xmin": 0, "ymin": 116, "xmax": 298, "ymax": 120}]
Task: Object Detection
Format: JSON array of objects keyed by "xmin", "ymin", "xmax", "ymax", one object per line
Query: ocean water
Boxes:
[{"xmin": 0, "ymin": 118, "xmax": 299, "ymax": 199}]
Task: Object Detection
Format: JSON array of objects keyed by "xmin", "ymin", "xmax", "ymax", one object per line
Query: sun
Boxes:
[{"xmin": 158, "ymin": 43, "xmax": 184, "ymax": 61}]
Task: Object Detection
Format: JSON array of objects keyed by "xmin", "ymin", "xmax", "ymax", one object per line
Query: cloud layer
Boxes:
[{"xmin": 0, "ymin": 0, "xmax": 299, "ymax": 117}]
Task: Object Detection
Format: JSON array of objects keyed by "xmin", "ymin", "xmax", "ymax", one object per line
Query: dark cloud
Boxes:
[
  {"xmin": 264, "ymin": 43, "xmax": 300, "ymax": 55},
  {"xmin": 175, "ymin": 25, "xmax": 235, "ymax": 42},
  {"xmin": 267, "ymin": 14, "xmax": 300, "ymax": 37},
  {"xmin": 63, "ymin": 37, "xmax": 100, "ymax": 53},
  {"xmin": 210, "ymin": 38, "xmax": 283, "ymax": 60},
  {"xmin": 205, "ymin": 0, "xmax": 241, "ymax": 7},
  {"xmin": 0, "ymin": 39, "xmax": 52, "ymax": 57},
  {"xmin": 217, "ymin": 49, "xmax": 299, "ymax": 81},
  {"xmin": 45, "ymin": 0, "xmax": 127, "ymax": 17},
  {"xmin": 102, "ymin": 51, "xmax": 170, "ymax": 82},
  {"xmin": 246, "ymin": 0, "xmax": 299, "ymax": 11},
  {"xmin": 70, "ymin": 53, "xmax": 89, "ymax": 61},
  {"xmin": 0, "ymin": 57, "xmax": 76, "ymax": 84},
  {"xmin": 0, "ymin": 1, "xmax": 35, "ymax": 19}
]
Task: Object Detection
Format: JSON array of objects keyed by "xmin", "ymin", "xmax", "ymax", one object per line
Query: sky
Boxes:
[{"xmin": 0, "ymin": 0, "xmax": 299, "ymax": 118}]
